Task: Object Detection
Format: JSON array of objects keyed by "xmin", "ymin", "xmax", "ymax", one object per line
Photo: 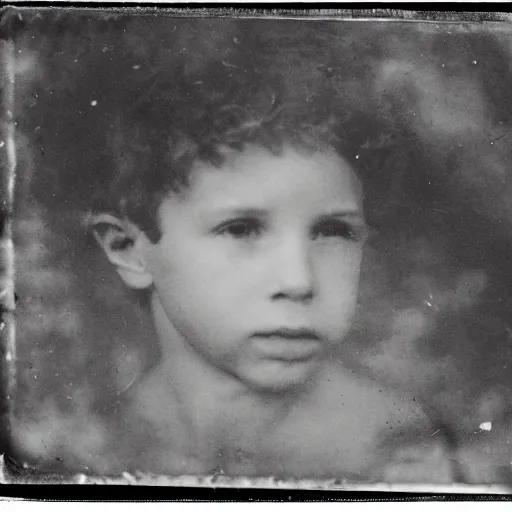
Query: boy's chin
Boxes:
[{"xmin": 240, "ymin": 358, "xmax": 322, "ymax": 394}]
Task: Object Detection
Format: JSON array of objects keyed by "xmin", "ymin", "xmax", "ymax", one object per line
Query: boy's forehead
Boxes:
[{"xmin": 172, "ymin": 144, "xmax": 362, "ymax": 210}]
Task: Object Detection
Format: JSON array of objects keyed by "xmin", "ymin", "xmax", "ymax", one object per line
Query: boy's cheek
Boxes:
[{"xmin": 322, "ymin": 290, "xmax": 359, "ymax": 329}]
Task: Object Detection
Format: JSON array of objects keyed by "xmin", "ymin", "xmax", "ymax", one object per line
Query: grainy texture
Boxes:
[
  {"xmin": 5, "ymin": 8, "xmax": 512, "ymax": 485},
  {"xmin": 0, "ymin": 33, "xmax": 16, "ymax": 465}
]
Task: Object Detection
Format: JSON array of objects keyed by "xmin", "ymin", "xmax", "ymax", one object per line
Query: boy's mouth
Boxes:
[
  {"xmin": 254, "ymin": 327, "xmax": 321, "ymax": 340},
  {"xmin": 250, "ymin": 328, "xmax": 322, "ymax": 361}
]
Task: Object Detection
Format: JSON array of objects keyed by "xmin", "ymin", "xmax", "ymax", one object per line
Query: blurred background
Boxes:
[{"xmin": 6, "ymin": 9, "xmax": 512, "ymax": 482}]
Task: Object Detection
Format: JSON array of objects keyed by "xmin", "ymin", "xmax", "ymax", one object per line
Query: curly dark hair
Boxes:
[
  {"xmin": 19, "ymin": 15, "xmax": 408, "ymax": 243},
  {"xmin": 91, "ymin": 66, "xmax": 409, "ymax": 245},
  {"xmin": 92, "ymin": 69, "xmax": 359, "ymax": 242}
]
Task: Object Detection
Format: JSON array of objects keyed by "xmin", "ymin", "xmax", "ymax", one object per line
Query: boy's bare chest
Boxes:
[
  {"xmin": 120, "ymin": 402, "xmax": 382, "ymax": 479},
  {"xmin": 259, "ymin": 407, "xmax": 381, "ymax": 479}
]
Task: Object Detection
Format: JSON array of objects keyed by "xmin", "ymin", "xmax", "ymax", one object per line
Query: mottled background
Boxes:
[{"xmin": 6, "ymin": 10, "xmax": 512, "ymax": 482}]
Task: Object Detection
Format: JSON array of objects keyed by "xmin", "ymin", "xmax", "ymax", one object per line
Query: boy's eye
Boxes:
[
  {"xmin": 312, "ymin": 218, "xmax": 365, "ymax": 242},
  {"xmin": 215, "ymin": 218, "xmax": 263, "ymax": 239}
]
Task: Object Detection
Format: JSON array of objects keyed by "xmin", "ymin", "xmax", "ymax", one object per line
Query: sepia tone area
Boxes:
[{"xmin": 5, "ymin": 10, "xmax": 512, "ymax": 484}]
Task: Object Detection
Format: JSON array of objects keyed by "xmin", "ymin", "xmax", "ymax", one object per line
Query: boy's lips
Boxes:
[{"xmin": 250, "ymin": 328, "xmax": 322, "ymax": 361}]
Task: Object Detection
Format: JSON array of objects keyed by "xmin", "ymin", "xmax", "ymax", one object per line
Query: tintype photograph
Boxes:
[{"xmin": 2, "ymin": 7, "xmax": 512, "ymax": 491}]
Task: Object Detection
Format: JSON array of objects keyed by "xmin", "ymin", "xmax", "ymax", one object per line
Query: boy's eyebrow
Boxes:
[
  {"xmin": 208, "ymin": 207, "xmax": 363, "ymax": 215},
  {"xmin": 207, "ymin": 207, "xmax": 270, "ymax": 217},
  {"xmin": 207, "ymin": 207, "xmax": 366, "ymax": 222},
  {"xmin": 318, "ymin": 209, "xmax": 365, "ymax": 220}
]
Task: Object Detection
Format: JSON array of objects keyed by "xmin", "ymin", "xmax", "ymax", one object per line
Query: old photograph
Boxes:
[{"xmin": 3, "ymin": 8, "xmax": 512, "ymax": 490}]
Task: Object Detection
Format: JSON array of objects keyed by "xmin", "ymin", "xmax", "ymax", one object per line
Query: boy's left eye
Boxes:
[
  {"xmin": 311, "ymin": 218, "xmax": 364, "ymax": 241},
  {"xmin": 215, "ymin": 218, "xmax": 263, "ymax": 239}
]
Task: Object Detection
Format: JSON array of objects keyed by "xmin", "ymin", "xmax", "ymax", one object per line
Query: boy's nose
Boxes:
[{"xmin": 270, "ymin": 237, "xmax": 315, "ymax": 302}]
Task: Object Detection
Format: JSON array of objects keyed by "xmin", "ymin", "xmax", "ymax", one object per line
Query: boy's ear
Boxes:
[{"xmin": 89, "ymin": 213, "xmax": 153, "ymax": 290}]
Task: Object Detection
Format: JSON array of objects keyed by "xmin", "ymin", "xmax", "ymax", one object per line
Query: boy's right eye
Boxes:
[{"xmin": 214, "ymin": 218, "xmax": 263, "ymax": 239}]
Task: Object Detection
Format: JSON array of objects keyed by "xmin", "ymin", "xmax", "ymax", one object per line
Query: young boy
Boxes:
[{"xmin": 86, "ymin": 62, "xmax": 454, "ymax": 483}]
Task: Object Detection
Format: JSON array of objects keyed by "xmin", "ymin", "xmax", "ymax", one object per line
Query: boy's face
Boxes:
[{"xmin": 144, "ymin": 145, "xmax": 366, "ymax": 392}]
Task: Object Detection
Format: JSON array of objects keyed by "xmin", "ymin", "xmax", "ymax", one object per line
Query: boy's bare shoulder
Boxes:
[
  {"xmin": 316, "ymin": 364, "xmax": 433, "ymax": 434},
  {"xmin": 297, "ymin": 365, "xmax": 453, "ymax": 482},
  {"xmin": 269, "ymin": 365, "xmax": 442, "ymax": 480}
]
